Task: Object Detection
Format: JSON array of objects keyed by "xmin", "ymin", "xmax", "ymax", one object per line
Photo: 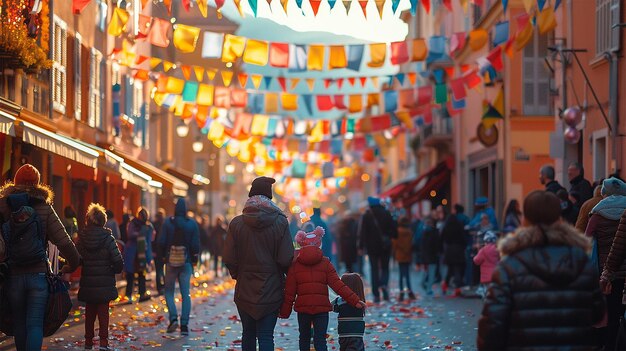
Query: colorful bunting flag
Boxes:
[
  {"xmin": 107, "ymin": 8, "xmax": 129, "ymax": 37},
  {"xmin": 416, "ymin": 85, "xmax": 432, "ymax": 106},
  {"xmin": 493, "ymin": 21, "xmax": 510, "ymax": 46},
  {"xmin": 265, "ymin": 93, "xmax": 279, "ymax": 113},
  {"xmin": 201, "ymin": 32, "xmax": 224, "ymax": 58},
  {"xmin": 290, "ymin": 78, "xmax": 301, "ymax": 90},
  {"xmin": 197, "ymin": 84, "xmax": 215, "ymax": 106},
  {"xmin": 450, "ymin": 32, "xmax": 466, "ymax": 55},
  {"xmin": 412, "ymin": 39, "xmax": 428, "ymax": 61},
  {"xmin": 197, "ymin": 0, "xmax": 209, "ymax": 17},
  {"xmin": 281, "ymin": 93, "xmax": 299, "ymax": 110},
  {"xmin": 149, "ymin": 57, "xmax": 162, "ymax": 69},
  {"xmin": 368, "ymin": 43, "xmax": 387, "ymax": 68},
  {"xmin": 427, "ymin": 36, "xmax": 448, "ymax": 63},
  {"xmin": 537, "ymin": 7, "xmax": 557, "ymax": 34},
  {"xmin": 374, "ymin": 0, "xmax": 384, "ymax": 19},
  {"xmin": 515, "ymin": 13, "xmax": 533, "ymax": 51},
  {"xmin": 317, "ymin": 95, "xmax": 334, "ymax": 111},
  {"xmin": 308, "ymin": 45, "xmax": 325, "ymax": 71},
  {"xmin": 181, "ymin": 65, "xmax": 192, "ymax": 80},
  {"xmin": 243, "ymin": 39, "xmax": 269, "ymax": 66},
  {"xmin": 501, "ymin": 0, "xmax": 508, "ymax": 13},
  {"xmin": 469, "ymin": 29, "xmax": 488, "ymax": 51},
  {"xmin": 222, "ymin": 34, "xmax": 246, "ymax": 62},
  {"xmin": 487, "ymin": 46, "xmax": 503, "ymax": 71},
  {"xmin": 343, "ymin": 0, "xmax": 353, "ymax": 14},
  {"xmin": 328, "ymin": 0, "xmax": 337, "ymax": 9},
  {"xmin": 173, "ymin": 24, "xmax": 201, "ymax": 53},
  {"xmin": 347, "ymin": 45, "xmax": 364, "ymax": 71},
  {"xmin": 358, "ymin": 0, "xmax": 368, "ymax": 17},
  {"xmin": 302, "ymin": 95, "xmax": 314, "ymax": 115},
  {"xmin": 148, "ymin": 18, "xmax": 171, "ymax": 48},
  {"xmin": 349, "ymin": 95, "xmax": 363, "ymax": 113},
  {"xmin": 410, "ymin": 0, "xmax": 417, "ymax": 15},
  {"xmin": 367, "ymin": 93, "xmax": 379, "ymax": 107},
  {"xmin": 538, "ymin": 0, "xmax": 546, "ymax": 11},
  {"xmin": 269, "ymin": 42, "xmax": 290, "ymax": 68},
  {"xmin": 391, "ymin": 0, "xmax": 400, "ymax": 13},
  {"xmin": 277, "ymin": 77, "xmax": 287, "ymax": 91},
  {"xmin": 390, "ymin": 41, "xmax": 409, "ymax": 65},
  {"xmin": 194, "ymin": 66, "xmax": 205, "ymax": 81},
  {"xmin": 334, "ymin": 95, "xmax": 347, "ymax": 109},
  {"xmin": 420, "ymin": 0, "xmax": 430, "ymax": 13},
  {"xmin": 163, "ymin": 61, "xmax": 175, "ymax": 72},
  {"xmin": 182, "ymin": 82, "xmax": 199, "ymax": 102},
  {"xmin": 306, "ymin": 78, "xmax": 315, "ymax": 91},
  {"xmin": 384, "ymin": 91, "xmax": 398, "ymax": 113},
  {"xmin": 449, "ymin": 77, "xmax": 466, "ymax": 101},
  {"xmin": 442, "ymin": 0, "xmax": 452, "ymax": 11},
  {"xmin": 289, "ymin": 45, "xmax": 308, "ymax": 72},
  {"xmin": 238, "ymin": 73, "xmax": 248, "ymax": 88},
  {"xmin": 310, "ymin": 0, "xmax": 322, "ymax": 15},
  {"xmin": 206, "ymin": 68, "xmax": 217, "ymax": 81},
  {"xmin": 221, "ymin": 71, "xmax": 234, "ymax": 87},
  {"xmin": 329, "ymin": 46, "xmax": 348, "ymax": 69},
  {"xmin": 249, "ymin": 0, "xmax": 258, "ymax": 16}
]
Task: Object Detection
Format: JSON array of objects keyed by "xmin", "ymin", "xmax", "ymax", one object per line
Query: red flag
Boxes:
[
  {"xmin": 390, "ymin": 41, "xmax": 409, "ymax": 65},
  {"xmin": 359, "ymin": 77, "xmax": 367, "ymax": 87},
  {"xmin": 487, "ymin": 46, "xmax": 503, "ymax": 71},
  {"xmin": 311, "ymin": 0, "xmax": 322, "ymax": 15},
  {"xmin": 442, "ymin": 0, "xmax": 452, "ymax": 11},
  {"xmin": 420, "ymin": 0, "xmax": 430, "ymax": 13},
  {"xmin": 324, "ymin": 79, "xmax": 332, "ymax": 89},
  {"xmin": 337, "ymin": 78, "xmax": 344, "ymax": 90},
  {"xmin": 348, "ymin": 77, "xmax": 356, "ymax": 86},
  {"xmin": 317, "ymin": 95, "xmax": 334, "ymax": 111},
  {"xmin": 334, "ymin": 95, "xmax": 347, "ymax": 109},
  {"xmin": 269, "ymin": 43, "xmax": 290, "ymax": 68},
  {"xmin": 358, "ymin": 0, "xmax": 368, "ymax": 17},
  {"xmin": 182, "ymin": 0, "xmax": 191, "ymax": 11},
  {"xmin": 463, "ymin": 69, "xmax": 482, "ymax": 89},
  {"xmin": 416, "ymin": 86, "xmax": 432, "ymax": 106},
  {"xmin": 277, "ymin": 77, "xmax": 287, "ymax": 91},
  {"xmin": 449, "ymin": 77, "xmax": 466, "ymax": 101},
  {"xmin": 73, "ymin": 0, "xmax": 91, "ymax": 14},
  {"xmin": 238, "ymin": 73, "xmax": 248, "ymax": 88}
]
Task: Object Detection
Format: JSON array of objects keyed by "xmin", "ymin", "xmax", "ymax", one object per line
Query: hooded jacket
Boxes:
[
  {"xmin": 158, "ymin": 199, "xmax": 201, "ymax": 266},
  {"xmin": 601, "ymin": 209, "xmax": 626, "ymax": 302},
  {"xmin": 0, "ymin": 182, "xmax": 80, "ymax": 275},
  {"xmin": 77, "ymin": 225, "xmax": 123, "ymax": 304},
  {"xmin": 473, "ymin": 243, "xmax": 500, "ymax": 283},
  {"xmin": 279, "ymin": 246, "xmax": 360, "ymax": 317},
  {"xmin": 477, "ymin": 223, "xmax": 605, "ymax": 351},
  {"xmin": 393, "ymin": 221, "xmax": 414, "ymax": 263},
  {"xmin": 123, "ymin": 217, "xmax": 154, "ymax": 273},
  {"xmin": 575, "ymin": 186, "xmax": 602, "ymax": 233},
  {"xmin": 224, "ymin": 195, "xmax": 294, "ymax": 320}
]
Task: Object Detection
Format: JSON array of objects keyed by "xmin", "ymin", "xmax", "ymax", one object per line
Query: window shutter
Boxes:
[
  {"xmin": 74, "ymin": 34, "xmax": 82, "ymax": 120},
  {"xmin": 610, "ymin": 0, "xmax": 621, "ymax": 52}
]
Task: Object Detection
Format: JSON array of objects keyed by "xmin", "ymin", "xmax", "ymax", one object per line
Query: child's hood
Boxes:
[
  {"xmin": 79, "ymin": 226, "xmax": 113, "ymax": 250},
  {"xmin": 296, "ymin": 246, "xmax": 324, "ymax": 266}
]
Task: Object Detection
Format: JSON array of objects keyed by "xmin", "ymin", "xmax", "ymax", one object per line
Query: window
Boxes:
[
  {"xmin": 74, "ymin": 33, "xmax": 82, "ymax": 120},
  {"xmin": 522, "ymin": 31, "xmax": 552, "ymax": 115},
  {"xmin": 596, "ymin": 0, "xmax": 621, "ymax": 55},
  {"xmin": 88, "ymin": 48, "xmax": 102, "ymax": 128},
  {"xmin": 593, "ymin": 131, "xmax": 608, "ymax": 180},
  {"xmin": 52, "ymin": 16, "xmax": 67, "ymax": 114}
]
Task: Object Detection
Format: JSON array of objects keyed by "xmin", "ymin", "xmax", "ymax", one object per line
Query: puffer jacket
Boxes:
[
  {"xmin": 158, "ymin": 199, "xmax": 200, "ymax": 266},
  {"xmin": 224, "ymin": 195, "xmax": 295, "ymax": 320},
  {"xmin": 279, "ymin": 246, "xmax": 360, "ymax": 318},
  {"xmin": 473, "ymin": 243, "xmax": 500, "ymax": 283},
  {"xmin": 586, "ymin": 213, "xmax": 626, "ymax": 276},
  {"xmin": 601, "ymin": 209, "xmax": 626, "ymax": 301},
  {"xmin": 393, "ymin": 224, "xmax": 413, "ymax": 263},
  {"xmin": 478, "ymin": 223, "xmax": 605, "ymax": 351},
  {"xmin": 0, "ymin": 182, "xmax": 80, "ymax": 275},
  {"xmin": 77, "ymin": 226, "xmax": 124, "ymax": 304},
  {"xmin": 575, "ymin": 191, "xmax": 602, "ymax": 233},
  {"xmin": 123, "ymin": 218, "xmax": 153, "ymax": 273}
]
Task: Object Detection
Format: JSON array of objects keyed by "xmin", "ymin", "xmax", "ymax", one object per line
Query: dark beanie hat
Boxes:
[{"xmin": 249, "ymin": 177, "xmax": 276, "ymax": 199}]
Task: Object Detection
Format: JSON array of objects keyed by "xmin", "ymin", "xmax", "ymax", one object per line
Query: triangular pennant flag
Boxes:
[
  {"xmin": 502, "ymin": 0, "xmax": 508, "ymax": 13},
  {"xmin": 410, "ymin": 0, "xmax": 417, "ymax": 14},
  {"xmin": 328, "ymin": 0, "xmax": 337, "ymax": 9},
  {"xmin": 290, "ymin": 78, "xmax": 300, "ymax": 90},
  {"xmin": 221, "ymin": 71, "xmax": 234, "ymax": 87},
  {"xmin": 324, "ymin": 79, "xmax": 332, "ymax": 89},
  {"xmin": 181, "ymin": 65, "xmax": 192, "ymax": 80},
  {"xmin": 149, "ymin": 57, "xmax": 162, "ymax": 69},
  {"xmin": 233, "ymin": 0, "xmax": 245, "ymax": 16},
  {"xmin": 407, "ymin": 72, "xmax": 417, "ymax": 86},
  {"xmin": 391, "ymin": 0, "xmax": 400, "ymax": 13},
  {"xmin": 375, "ymin": 0, "xmax": 384, "ymax": 19},
  {"xmin": 193, "ymin": 66, "xmax": 205, "ymax": 81},
  {"xmin": 420, "ymin": 0, "xmax": 430, "ymax": 13},
  {"xmin": 163, "ymin": 61, "xmax": 174, "ymax": 72},
  {"xmin": 277, "ymin": 77, "xmax": 287, "ymax": 91},
  {"xmin": 538, "ymin": 0, "xmax": 546, "ymax": 11},
  {"xmin": 358, "ymin": 0, "xmax": 368, "ymax": 17},
  {"xmin": 487, "ymin": 46, "xmax": 503, "ymax": 71},
  {"xmin": 555, "ymin": 0, "xmax": 562, "ymax": 10},
  {"xmin": 302, "ymin": 95, "xmax": 314, "ymax": 115},
  {"xmin": 107, "ymin": 8, "xmax": 130, "ymax": 37},
  {"xmin": 493, "ymin": 87, "xmax": 504, "ymax": 116},
  {"xmin": 206, "ymin": 68, "xmax": 217, "ymax": 81},
  {"xmin": 280, "ymin": 0, "xmax": 289, "ymax": 12},
  {"xmin": 215, "ymin": 0, "xmax": 226, "ymax": 17},
  {"xmin": 306, "ymin": 78, "xmax": 315, "ymax": 91},
  {"xmin": 135, "ymin": 55, "xmax": 149, "ymax": 65},
  {"xmin": 482, "ymin": 100, "xmax": 503, "ymax": 122},
  {"xmin": 197, "ymin": 0, "xmax": 208, "ymax": 17},
  {"xmin": 442, "ymin": 0, "xmax": 452, "ymax": 11},
  {"xmin": 310, "ymin": 0, "xmax": 322, "ymax": 15},
  {"xmin": 515, "ymin": 13, "xmax": 534, "ymax": 51},
  {"xmin": 359, "ymin": 77, "xmax": 367, "ymax": 87},
  {"xmin": 396, "ymin": 73, "xmax": 405, "ymax": 86},
  {"xmin": 522, "ymin": 0, "xmax": 533, "ymax": 13},
  {"xmin": 73, "ymin": 0, "xmax": 92, "ymax": 14},
  {"xmin": 537, "ymin": 7, "xmax": 557, "ymax": 34},
  {"xmin": 133, "ymin": 69, "xmax": 150, "ymax": 81},
  {"xmin": 249, "ymin": 0, "xmax": 258, "ymax": 16},
  {"xmin": 296, "ymin": 0, "xmax": 304, "ymax": 9},
  {"xmin": 343, "ymin": 0, "xmax": 353, "ymax": 13},
  {"xmin": 347, "ymin": 77, "xmax": 356, "ymax": 86},
  {"xmin": 264, "ymin": 76, "xmax": 273, "ymax": 89},
  {"xmin": 238, "ymin": 73, "xmax": 248, "ymax": 88},
  {"xmin": 163, "ymin": 0, "xmax": 172, "ymax": 14},
  {"xmin": 371, "ymin": 76, "xmax": 379, "ymax": 87},
  {"xmin": 337, "ymin": 78, "xmax": 344, "ymax": 90},
  {"xmin": 182, "ymin": 0, "xmax": 191, "ymax": 11}
]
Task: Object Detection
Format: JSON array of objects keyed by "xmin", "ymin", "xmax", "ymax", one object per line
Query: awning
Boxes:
[
  {"xmin": 0, "ymin": 110, "xmax": 16, "ymax": 136},
  {"xmin": 401, "ymin": 157, "xmax": 454, "ymax": 208},
  {"xmin": 110, "ymin": 150, "xmax": 188, "ymax": 197},
  {"xmin": 20, "ymin": 121, "xmax": 100, "ymax": 168},
  {"xmin": 379, "ymin": 176, "xmax": 417, "ymax": 200},
  {"xmin": 165, "ymin": 165, "xmax": 211, "ymax": 186}
]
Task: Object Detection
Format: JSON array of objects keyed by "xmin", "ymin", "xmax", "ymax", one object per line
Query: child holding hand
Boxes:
[{"xmin": 279, "ymin": 226, "xmax": 364, "ymax": 351}]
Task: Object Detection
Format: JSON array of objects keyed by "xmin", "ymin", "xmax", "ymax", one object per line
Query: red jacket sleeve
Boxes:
[
  {"xmin": 279, "ymin": 264, "xmax": 297, "ymax": 318},
  {"xmin": 326, "ymin": 260, "xmax": 360, "ymax": 307}
]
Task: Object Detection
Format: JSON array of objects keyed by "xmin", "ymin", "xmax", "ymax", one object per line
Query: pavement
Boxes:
[{"xmin": 0, "ymin": 264, "xmax": 483, "ymax": 351}]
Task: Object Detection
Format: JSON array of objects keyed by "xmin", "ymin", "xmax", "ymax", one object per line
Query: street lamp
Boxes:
[
  {"xmin": 192, "ymin": 137, "xmax": 204, "ymax": 152},
  {"xmin": 225, "ymin": 163, "xmax": 235, "ymax": 174},
  {"xmin": 176, "ymin": 121, "xmax": 189, "ymax": 138}
]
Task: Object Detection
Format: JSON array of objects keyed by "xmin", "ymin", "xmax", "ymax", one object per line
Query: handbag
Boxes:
[{"xmin": 43, "ymin": 273, "xmax": 72, "ymax": 337}]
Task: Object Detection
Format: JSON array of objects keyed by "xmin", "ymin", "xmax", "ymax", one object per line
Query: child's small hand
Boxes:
[{"xmin": 356, "ymin": 301, "xmax": 366, "ymax": 309}]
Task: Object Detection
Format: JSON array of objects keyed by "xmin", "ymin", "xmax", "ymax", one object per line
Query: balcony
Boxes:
[{"xmin": 421, "ymin": 115, "xmax": 453, "ymax": 148}]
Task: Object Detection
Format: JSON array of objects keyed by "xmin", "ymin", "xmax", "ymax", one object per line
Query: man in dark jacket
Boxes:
[
  {"xmin": 357, "ymin": 196, "xmax": 398, "ymax": 302},
  {"xmin": 420, "ymin": 217, "xmax": 441, "ymax": 296},
  {"xmin": 224, "ymin": 177, "xmax": 294, "ymax": 351},
  {"xmin": 159, "ymin": 199, "xmax": 200, "ymax": 336},
  {"xmin": 568, "ymin": 162, "xmax": 593, "ymax": 204},
  {"xmin": 152, "ymin": 208, "xmax": 166, "ymax": 295},
  {"xmin": 539, "ymin": 164, "xmax": 566, "ymax": 194}
]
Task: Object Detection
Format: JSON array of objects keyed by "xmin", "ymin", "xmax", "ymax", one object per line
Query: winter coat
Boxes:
[
  {"xmin": 477, "ymin": 223, "xmax": 605, "ymax": 351},
  {"xmin": 77, "ymin": 225, "xmax": 124, "ymax": 304},
  {"xmin": 357, "ymin": 204, "xmax": 398, "ymax": 257},
  {"xmin": 159, "ymin": 199, "xmax": 201, "ymax": 266},
  {"xmin": 420, "ymin": 226, "xmax": 442, "ymax": 265},
  {"xmin": 545, "ymin": 180, "xmax": 566, "ymax": 194},
  {"xmin": 472, "ymin": 243, "xmax": 499, "ymax": 283},
  {"xmin": 0, "ymin": 182, "xmax": 80, "ymax": 275},
  {"xmin": 587, "ymin": 213, "xmax": 626, "ymax": 276},
  {"xmin": 601, "ymin": 209, "xmax": 626, "ymax": 301},
  {"xmin": 105, "ymin": 219, "xmax": 121, "ymax": 241},
  {"xmin": 209, "ymin": 225, "xmax": 227, "ymax": 257},
  {"xmin": 279, "ymin": 246, "xmax": 360, "ymax": 317},
  {"xmin": 338, "ymin": 217, "xmax": 358, "ymax": 266},
  {"xmin": 441, "ymin": 215, "xmax": 466, "ymax": 265},
  {"xmin": 570, "ymin": 174, "xmax": 594, "ymax": 205},
  {"xmin": 393, "ymin": 224, "xmax": 413, "ymax": 263},
  {"xmin": 469, "ymin": 207, "xmax": 499, "ymax": 231},
  {"xmin": 575, "ymin": 192, "xmax": 602, "ymax": 233},
  {"xmin": 502, "ymin": 212, "xmax": 520, "ymax": 233},
  {"xmin": 561, "ymin": 200, "xmax": 579, "ymax": 225},
  {"xmin": 123, "ymin": 218, "xmax": 154, "ymax": 273},
  {"xmin": 224, "ymin": 195, "xmax": 295, "ymax": 320}
]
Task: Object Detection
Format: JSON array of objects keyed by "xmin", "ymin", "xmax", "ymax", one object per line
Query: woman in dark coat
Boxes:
[
  {"xmin": 440, "ymin": 214, "xmax": 466, "ymax": 296},
  {"xmin": 478, "ymin": 191, "xmax": 605, "ymax": 350},
  {"xmin": 77, "ymin": 203, "xmax": 124, "ymax": 350},
  {"xmin": 123, "ymin": 207, "xmax": 154, "ymax": 303},
  {"xmin": 337, "ymin": 215, "xmax": 358, "ymax": 273}
]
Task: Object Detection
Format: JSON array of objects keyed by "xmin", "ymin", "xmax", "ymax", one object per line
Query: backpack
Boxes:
[
  {"xmin": 167, "ymin": 218, "xmax": 187, "ymax": 267},
  {"xmin": 1, "ymin": 194, "xmax": 46, "ymax": 267}
]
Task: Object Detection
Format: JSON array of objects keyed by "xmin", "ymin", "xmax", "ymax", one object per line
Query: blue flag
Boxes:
[
  {"xmin": 347, "ymin": 45, "xmax": 365, "ymax": 71},
  {"xmin": 302, "ymin": 95, "xmax": 313, "ymax": 115},
  {"xmin": 384, "ymin": 90, "xmax": 398, "ymax": 113},
  {"xmin": 493, "ymin": 21, "xmax": 509, "ymax": 47}
]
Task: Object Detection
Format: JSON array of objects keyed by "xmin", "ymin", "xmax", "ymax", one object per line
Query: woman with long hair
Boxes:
[
  {"xmin": 502, "ymin": 199, "xmax": 521, "ymax": 234},
  {"xmin": 123, "ymin": 207, "xmax": 154, "ymax": 303}
]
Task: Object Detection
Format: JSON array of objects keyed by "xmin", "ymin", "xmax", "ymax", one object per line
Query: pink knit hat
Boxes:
[{"xmin": 295, "ymin": 226, "xmax": 325, "ymax": 248}]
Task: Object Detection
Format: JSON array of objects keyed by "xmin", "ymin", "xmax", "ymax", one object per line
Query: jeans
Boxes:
[
  {"xmin": 602, "ymin": 279, "xmax": 626, "ymax": 350},
  {"xmin": 125, "ymin": 270, "xmax": 147, "ymax": 300},
  {"xmin": 422, "ymin": 264, "xmax": 437, "ymax": 294},
  {"xmin": 7, "ymin": 273, "xmax": 49, "ymax": 351},
  {"xmin": 238, "ymin": 307, "xmax": 278, "ymax": 351},
  {"xmin": 398, "ymin": 263, "xmax": 413, "ymax": 292},
  {"xmin": 85, "ymin": 303, "xmax": 110, "ymax": 348},
  {"xmin": 154, "ymin": 256, "xmax": 165, "ymax": 293},
  {"xmin": 297, "ymin": 312, "xmax": 329, "ymax": 351},
  {"xmin": 368, "ymin": 252, "xmax": 390, "ymax": 299},
  {"xmin": 164, "ymin": 263, "xmax": 192, "ymax": 326}
]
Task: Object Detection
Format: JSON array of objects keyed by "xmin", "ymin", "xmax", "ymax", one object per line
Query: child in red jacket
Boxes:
[{"xmin": 279, "ymin": 226, "xmax": 364, "ymax": 351}]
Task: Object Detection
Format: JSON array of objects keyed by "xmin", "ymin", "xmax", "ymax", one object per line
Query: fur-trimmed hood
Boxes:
[
  {"xmin": 499, "ymin": 222, "xmax": 591, "ymax": 257},
  {"xmin": 0, "ymin": 181, "xmax": 54, "ymax": 204}
]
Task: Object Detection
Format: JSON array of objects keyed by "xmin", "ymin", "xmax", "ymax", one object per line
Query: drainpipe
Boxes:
[
  {"xmin": 609, "ymin": 52, "xmax": 619, "ymax": 175},
  {"xmin": 47, "ymin": 0, "xmax": 54, "ymax": 185}
]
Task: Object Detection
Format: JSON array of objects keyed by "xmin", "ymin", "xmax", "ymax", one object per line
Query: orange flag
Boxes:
[
  {"xmin": 308, "ymin": 45, "xmax": 325, "ymax": 71},
  {"xmin": 238, "ymin": 73, "xmax": 248, "ymax": 88},
  {"xmin": 329, "ymin": 46, "xmax": 347, "ymax": 69},
  {"xmin": 221, "ymin": 71, "xmax": 234, "ymax": 87},
  {"xmin": 107, "ymin": 8, "xmax": 129, "ymax": 37},
  {"xmin": 407, "ymin": 72, "xmax": 417, "ymax": 85},
  {"xmin": 173, "ymin": 24, "xmax": 201, "ymax": 53},
  {"xmin": 310, "ymin": 0, "xmax": 322, "ymax": 15},
  {"xmin": 193, "ymin": 66, "xmax": 205, "ymax": 81},
  {"xmin": 537, "ymin": 8, "xmax": 557, "ymax": 34},
  {"xmin": 349, "ymin": 95, "xmax": 363, "ymax": 113},
  {"xmin": 163, "ymin": 61, "xmax": 175, "ymax": 72},
  {"xmin": 290, "ymin": 78, "xmax": 300, "ymax": 90},
  {"xmin": 206, "ymin": 68, "xmax": 217, "ymax": 81},
  {"xmin": 367, "ymin": 43, "xmax": 386, "ymax": 68},
  {"xmin": 411, "ymin": 39, "xmax": 428, "ymax": 61},
  {"xmin": 306, "ymin": 78, "xmax": 315, "ymax": 91},
  {"xmin": 181, "ymin": 65, "xmax": 192, "ymax": 80},
  {"xmin": 469, "ymin": 29, "xmax": 488, "ymax": 51}
]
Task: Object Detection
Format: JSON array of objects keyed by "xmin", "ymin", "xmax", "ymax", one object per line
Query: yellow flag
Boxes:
[
  {"xmin": 243, "ymin": 39, "xmax": 269, "ymax": 66},
  {"xmin": 108, "ymin": 8, "xmax": 129, "ymax": 37},
  {"xmin": 149, "ymin": 57, "xmax": 162, "ymax": 70},
  {"xmin": 222, "ymin": 34, "xmax": 246, "ymax": 62},
  {"xmin": 538, "ymin": 8, "xmax": 557, "ymax": 34},
  {"xmin": 197, "ymin": 0, "xmax": 208, "ymax": 17},
  {"xmin": 221, "ymin": 71, "xmax": 234, "ymax": 87},
  {"xmin": 281, "ymin": 93, "xmax": 298, "ymax": 111},
  {"xmin": 173, "ymin": 96, "xmax": 185, "ymax": 116},
  {"xmin": 163, "ymin": 61, "xmax": 175, "ymax": 72},
  {"xmin": 306, "ymin": 78, "xmax": 315, "ymax": 91},
  {"xmin": 515, "ymin": 23, "xmax": 533, "ymax": 51},
  {"xmin": 367, "ymin": 93, "xmax": 379, "ymax": 107},
  {"xmin": 166, "ymin": 77, "xmax": 185, "ymax": 94},
  {"xmin": 374, "ymin": 0, "xmax": 384, "ymax": 19},
  {"xmin": 522, "ymin": 0, "xmax": 534, "ymax": 13},
  {"xmin": 328, "ymin": 46, "xmax": 347, "ymax": 69},
  {"xmin": 173, "ymin": 24, "xmax": 201, "ymax": 53},
  {"xmin": 308, "ymin": 45, "xmax": 325, "ymax": 71},
  {"xmin": 469, "ymin": 29, "xmax": 488, "ymax": 51},
  {"xmin": 290, "ymin": 78, "xmax": 301, "ymax": 90},
  {"xmin": 208, "ymin": 120, "xmax": 225, "ymax": 141},
  {"xmin": 349, "ymin": 94, "xmax": 363, "ymax": 113},
  {"xmin": 395, "ymin": 110, "xmax": 414, "ymax": 129},
  {"xmin": 206, "ymin": 68, "xmax": 217, "ymax": 81},
  {"xmin": 308, "ymin": 122, "xmax": 324, "ymax": 143},
  {"xmin": 412, "ymin": 39, "xmax": 428, "ymax": 61},
  {"xmin": 265, "ymin": 93, "xmax": 279, "ymax": 113},
  {"xmin": 194, "ymin": 66, "xmax": 205, "ymax": 81},
  {"xmin": 153, "ymin": 92, "xmax": 168, "ymax": 106},
  {"xmin": 251, "ymin": 115, "xmax": 270, "ymax": 136},
  {"xmin": 367, "ymin": 43, "xmax": 386, "ymax": 68},
  {"xmin": 233, "ymin": 0, "xmax": 245, "ymax": 16},
  {"xmin": 251, "ymin": 74, "xmax": 263, "ymax": 89},
  {"xmin": 197, "ymin": 84, "xmax": 215, "ymax": 106}
]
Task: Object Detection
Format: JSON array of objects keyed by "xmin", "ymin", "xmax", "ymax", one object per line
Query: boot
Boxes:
[
  {"xmin": 453, "ymin": 288, "xmax": 462, "ymax": 297},
  {"xmin": 381, "ymin": 287, "xmax": 389, "ymax": 301},
  {"xmin": 441, "ymin": 281, "xmax": 448, "ymax": 295},
  {"xmin": 398, "ymin": 292, "xmax": 405, "ymax": 302},
  {"xmin": 408, "ymin": 291, "xmax": 416, "ymax": 300}
]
